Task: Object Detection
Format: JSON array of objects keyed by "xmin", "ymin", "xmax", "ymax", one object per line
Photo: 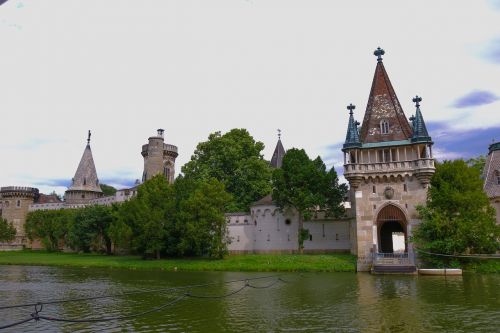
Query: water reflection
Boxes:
[{"xmin": 0, "ymin": 266, "xmax": 499, "ymax": 332}]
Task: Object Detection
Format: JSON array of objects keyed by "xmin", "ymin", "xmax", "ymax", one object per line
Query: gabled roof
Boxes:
[
  {"xmin": 253, "ymin": 194, "xmax": 274, "ymax": 206},
  {"xmin": 359, "ymin": 48, "xmax": 413, "ymax": 143},
  {"xmin": 67, "ymin": 134, "xmax": 102, "ymax": 193},
  {"xmin": 484, "ymin": 142, "xmax": 500, "ymax": 198},
  {"xmin": 270, "ymin": 138, "xmax": 285, "ymax": 168}
]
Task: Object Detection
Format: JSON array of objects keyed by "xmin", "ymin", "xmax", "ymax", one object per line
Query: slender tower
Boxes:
[
  {"xmin": 342, "ymin": 48, "xmax": 435, "ymax": 272},
  {"xmin": 141, "ymin": 129, "xmax": 178, "ymax": 184},
  {"xmin": 65, "ymin": 131, "xmax": 103, "ymax": 205}
]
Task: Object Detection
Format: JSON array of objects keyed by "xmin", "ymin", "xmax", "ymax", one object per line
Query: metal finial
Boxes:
[
  {"xmin": 347, "ymin": 103, "xmax": 356, "ymax": 115},
  {"xmin": 87, "ymin": 130, "xmax": 91, "ymax": 145},
  {"xmin": 277, "ymin": 129, "xmax": 281, "ymax": 140},
  {"xmin": 412, "ymin": 95, "xmax": 422, "ymax": 108},
  {"xmin": 374, "ymin": 47, "xmax": 385, "ymax": 62}
]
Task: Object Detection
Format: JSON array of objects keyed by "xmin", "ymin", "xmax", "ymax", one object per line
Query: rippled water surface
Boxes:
[{"xmin": 0, "ymin": 266, "xmax": 499, "ymax": 332}]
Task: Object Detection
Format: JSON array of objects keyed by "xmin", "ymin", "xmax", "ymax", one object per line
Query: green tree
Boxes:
[
  {"xmin": 123, "ymin": 175, "xmax": 176, "ymax": 259},
  {"xmin": 272, "ymin": 149, "xmax": 347, "ymax": 252},
  {"xmin": 176, "ymin": 178, "xmax": 232, "ymax": 258},
  {"xmin": 413, "ymin": 160, "xmax": 500, "ymax": 266},
  {"xmin": 0, "ymin": 218, "xmax": 16, "ymax": 242},
  {"xmin": 25, "ymin": 209, "xmax": 75, "ymax": 251},
  {"xmin": 67, "ymin": 205, "xmax": 115, "ymax": 254},
  {"xmin": 181, "ymin": 129, "xmax": 272, "ymax": 212},
  {"xmin": 100, "ymin": 183, "xmax": 117, "ymax": 196},
  {"xmin": 466, "ymin": 155, "xmax": 486, "ymax": 176}
]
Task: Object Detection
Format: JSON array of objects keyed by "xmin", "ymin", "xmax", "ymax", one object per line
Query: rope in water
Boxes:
[
  {"xmin": 416, "ymin": 249, "xmax": 500, "ymax": 259},
  {"xmin": 0, "ymin": 276, "xmax": 287, "ymax": 330}
]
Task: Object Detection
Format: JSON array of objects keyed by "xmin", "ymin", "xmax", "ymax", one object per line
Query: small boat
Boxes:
[{"xmin": 418, "ymin": 268, "xmax": 462, "ymax": 276}]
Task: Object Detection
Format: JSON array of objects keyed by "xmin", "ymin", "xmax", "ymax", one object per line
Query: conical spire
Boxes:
[
  {"xmin": 67, "ymin": 131, "xmax": 102, "ymax": 193},
  {"xmin": 343, "ymin": 103, "xmax": 361, "ymax": 149},
  {"xmin": 359, "ymin": 48, "xmax": 413, "ymax": 143},
  {"xmin": 270, "ymin": 129, "xmax": 286, "ymax": 168},
  {"xmin": 410, "ymin": 96, "xmax": 432, "ymax": 143}
]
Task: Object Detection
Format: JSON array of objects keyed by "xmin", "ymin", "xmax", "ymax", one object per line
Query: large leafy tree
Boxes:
[
  {"xmin": 413, "ymin": 160, "xmax": 500, "ymax": 265},
  {"xmin": 181, "ymin": 129, "xmax": 272, "ymax": 212},
  {"xmin": 26, "ymin": 209, "xmax": 75, "ymax": 251},
  {"xmin": 176, "ymin": 178, "xmax": 232, "ymax": 258},
  {"xmin": 68, "ymin": 205, "xmax": 115, "ymax": 254},
  {"xmin": 119, "ymin": 175, "xmax": 176, "ymax": 259},
  {"xmin": 272, "ymin": 148, "xmax": 347, "ymax": 252},
  {"xmin": 0, "ymin": 218, "xmax": 16, "ymax": 243}
]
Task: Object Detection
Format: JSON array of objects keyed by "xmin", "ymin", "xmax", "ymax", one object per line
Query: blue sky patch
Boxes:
[{"xmin": 452, "ymin": 90, "xmax": 498, "ymax": 108}]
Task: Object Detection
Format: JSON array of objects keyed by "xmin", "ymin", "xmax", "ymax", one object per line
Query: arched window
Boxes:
[
  {"xmin": 380, "ymin": 120, "xmax": 389, "ymax": 134},
  {"xmin": 83, "ymin": 178, "xmax": 87, "ymax": 186},
  {"xmin": 16, "ymin": 200, "xmax": 21, "ymax": 207}
]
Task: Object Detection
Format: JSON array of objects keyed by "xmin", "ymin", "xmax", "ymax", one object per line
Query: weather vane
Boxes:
[
  {"xmin": 374, "ymin": 47, "xmax": 385, "ymax": 62},
  {"xmin": 277, "ymin": 129, "xmax": 281, "ymax": 140},
  {"xmin": 87, "ymin": 130, "xmax": 91, "ymax": 145}
]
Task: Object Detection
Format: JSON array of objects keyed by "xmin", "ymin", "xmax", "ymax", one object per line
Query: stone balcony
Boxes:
[{"xmin": 344, "ymin": 158, "xmax": 435, "ymax": 187}]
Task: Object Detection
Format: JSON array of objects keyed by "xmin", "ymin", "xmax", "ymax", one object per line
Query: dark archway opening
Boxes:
[
  {"xmin": 379, "ymin": 221, "xmax": 405, "ymax": 253},
  {"xmin": 377, "ymin": 204, "xmax": 408, "ymax": 254}
]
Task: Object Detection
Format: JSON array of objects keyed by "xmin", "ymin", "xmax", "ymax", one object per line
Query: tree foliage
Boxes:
[
  {"xmin": 176, "ymin": 178, "xmax": 232, "ymax": 258},
  {"xmin": 100, "ymin": 183, "xmax": 117, "ymax": 196},
  {"xmin": 67, "ymin": 205, "xmax": 114, "ymax": 254},
  {"xmin": 272, "ymin": 148, "xmax": 347, "ymax": 252},
  {"xmin": 26, "ymin": 209, "xmax": 75, "ymax": 251},
  {"xmin": 466, "ymin": 155, "xmax": 486, "ymax": 177},
  {"xmin": 413, "ymin": 160, "xmax": 500, "ymax": 266},
  {"xmin": 181, "ymin": 129, "xmax": 272, "ymax": 212},
  {"xmin": 0, "ymin": 218, "xmax": 16, "ymax": 243}
]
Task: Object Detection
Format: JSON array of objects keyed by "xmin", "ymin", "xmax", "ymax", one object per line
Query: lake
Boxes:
[{"xmin": 0, "ymin": 266, "xmax": 499, "ymax": 332}]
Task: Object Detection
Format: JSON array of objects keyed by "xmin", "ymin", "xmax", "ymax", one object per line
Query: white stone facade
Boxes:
[{"xmin": 226, "ymin": 202, "xmax": 352, "ymax": 254}]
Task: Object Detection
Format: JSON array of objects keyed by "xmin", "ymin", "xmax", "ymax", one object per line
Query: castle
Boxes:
[{"xmin": 1, "ymin": 48, "xmax": 498, "ymax": 272}]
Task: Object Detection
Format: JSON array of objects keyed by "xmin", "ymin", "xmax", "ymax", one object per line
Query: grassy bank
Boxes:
[{"xmin": 0, "ymin": 251, "xmax": 356, "ymax": 272}]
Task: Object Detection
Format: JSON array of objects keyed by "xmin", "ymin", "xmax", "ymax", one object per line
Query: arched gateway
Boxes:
[{"xmin": 377, "ymin": 205, "xmax": 407, "ymax": 253}]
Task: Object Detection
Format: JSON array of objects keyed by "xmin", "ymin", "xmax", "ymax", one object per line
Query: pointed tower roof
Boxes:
[
  {"xmin": 484, "ymin": 141, "xmax": 500, "ymax": 199},
  {"xmin": 343, "ymin": 103, "xmax": 362, "ymax": 149},
  {"xmin": 410, "ymin": 96, "xmax": 432, "ymax": 143},
  {"xmin": 270, "ymin": 129, "xmax": 286, "ymax": 168},
  {"xmin": 359, "ymin": 48, "xmax": 413, "ymax": 144},
  {"xmin": 67, "ymin": 131, "xmax": 102, "ymax": 193}
]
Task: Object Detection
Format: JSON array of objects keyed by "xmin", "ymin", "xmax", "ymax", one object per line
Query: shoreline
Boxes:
[{"xmin": 0, "ymin": 251, "xmax": 357, "ymax": 273}]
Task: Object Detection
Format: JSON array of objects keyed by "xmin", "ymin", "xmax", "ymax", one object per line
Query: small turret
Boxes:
[
  {"xmin": 270, "ymin": 129, "xmax": 286, "ymax": 168},
  {"xmin": 410, "ymin": 96, "xmax": 432, "ymax": 143},
  {"xmin": 343, "ymin": 103, "xmax": 361, "ymax": 149}
]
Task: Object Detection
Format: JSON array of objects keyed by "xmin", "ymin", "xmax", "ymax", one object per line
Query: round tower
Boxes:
[
  {"xmin": 141, "ymin": 129, "xmax": 178, "ymax": 184},
  {"xmin": 0, "ymin": 186, "xmax": 39, "ymax": 248}
]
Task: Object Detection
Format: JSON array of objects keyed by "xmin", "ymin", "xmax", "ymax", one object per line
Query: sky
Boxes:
[{"xmin": 1, "ymin": 0, "xmax": 499, "ymax": 195}]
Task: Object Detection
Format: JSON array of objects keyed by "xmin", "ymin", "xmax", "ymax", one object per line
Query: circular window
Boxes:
[{"xmin": 285, "ymin": 219, "xmax": 291, "ymax": 225}]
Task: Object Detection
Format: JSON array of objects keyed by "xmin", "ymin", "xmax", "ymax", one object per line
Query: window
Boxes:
[
  {"xmin": 237, "ymin": 235, "xmax": 240, "ymax": 242},
  {"xmin": 285, "ymin": 219, "xmax": 291, "ymax": 225},
  {"xmin": 16, "ymin": 200, "xmax": 21, "ymax": 208},
  {"xmin": 372, "ymin": 185, "xmax": 376, "ymax": 194},
  {"xmin": 384, "ymin": 149, "xmax": 390, "ymax": 162},
  {"xmin": 404, "ymin": 184, "xmax": 407, "ymax": 192},
  {"xmin": 244, "ymin": 219, "xmax": 248, "ymax": 224},
  {"xmin": 380, "ymin": 120, "xmax": 389, "ymax": 134},
  {"xmin": 254, "ymin": 220, "xmax": 257, "ymax": 226},
  {"xmin": 309, "ymin": 234, "xmax": 313, "ymax": 241},
  {"xmin": 322, "ymin": 224, "xmax": 325, "ymax": 238},
  {"xmin": 83, "ymin": 178, "xmax": 87, "ymax": 186},
  {"xmin": 336, "ymin": 233, "xmax": 339, "ymax": 241},
  {"xmin": 81, "ymin": 194, "xmax": 85, "ymax": 199},
  {"xmin": 497, "ymin": 176, "xmax": 500, "ymax": 185}
]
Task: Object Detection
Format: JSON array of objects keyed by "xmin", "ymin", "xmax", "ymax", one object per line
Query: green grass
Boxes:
[{"xmin": 0, "ymin": 251, "xmax": 356, "ymax": 272}]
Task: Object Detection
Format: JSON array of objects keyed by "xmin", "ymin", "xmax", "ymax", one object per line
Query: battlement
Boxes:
[{"xmin": 0, "ymin": 186, "xmax": 39, "ymax": 198}]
